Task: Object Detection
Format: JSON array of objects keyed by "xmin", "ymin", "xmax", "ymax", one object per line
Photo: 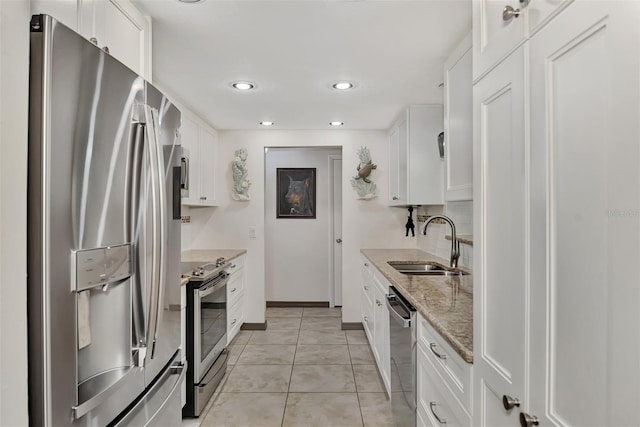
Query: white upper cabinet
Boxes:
[
  {"xmin": 31, "ymin": 0, "xmax": 152, "ymax": 80},
  {"xmin": 473, "ymin": 0, "xmax": 572, "ymax": 81},
  {"xmin": 180, "ymin": 113, "xmax": 218, "ymax": 207},
  {"xmin": 444, "ymin": 33, "xmax": 473, "ymax": 201},
  {"xmin": 388, "ymin": 105, "xmax": 444, "ymax": 206}
]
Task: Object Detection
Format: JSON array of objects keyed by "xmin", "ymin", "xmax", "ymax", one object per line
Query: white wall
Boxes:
[
  {"xmin": 0, "ymin": 0, "xmax": 30, "ymax": 424},
  {"xmin": 187, "ymin": 130, "xmax": 416, "ymax": 323},
  {"xmin": 264, "ymin": 147, "xmax": 341, "ymax": 302}
]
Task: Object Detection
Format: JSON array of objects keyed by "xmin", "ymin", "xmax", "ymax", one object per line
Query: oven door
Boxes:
[{"xmin": 193, "ymin": 274, "xmax": 228, "ymax": 383}]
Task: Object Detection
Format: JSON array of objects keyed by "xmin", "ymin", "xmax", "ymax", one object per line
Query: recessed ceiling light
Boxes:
[
  {"xmin": 332, "ymin": 81, "xmax": 354, "ymax": 90},
  {"xmin": 329, "ymin": 121, "xmax": 344, "ymax": 127},
  {"xmin": 231, "ymin": 81, "xmax": 255, "ymax": 91},
  {"xmin": 260, "ymin": 121, "xmax": 274, "ymax": 126}
]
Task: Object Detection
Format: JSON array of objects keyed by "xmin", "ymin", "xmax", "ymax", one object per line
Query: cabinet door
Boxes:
[
  {"xmin": 198, "ymin": 126, "xmax": 217, "ymax": 206},
  {"xmin": 529, "ymin": 2, "xmax": 640, "ymax": 425},
  {"xmin": 102, "ymin": 0, "xmax": 148, "ymax": 78},
  {"xmin": 372, "ymin": 282, "xmax": 390, "ymax": 394},
  {"xmin": 472, "ymin": 0, "xmax": 526, "ymax": 81},
  {"xmin": 473, "ymin": 46, "xmax": 526, "ymax": 426},
  {"xmin": 527, "ymin": 0, "xmax": 574, "ymax": 37},
  {"xmin": 31, "ymin": 0, "xmax": 79, "ymax": 32},
  {"xmin": 444, "ymin": 38, "xmax": 473, "ymax": 201},
  {"xmin": 180, "ymin": 116, "xmax": 201, "ymax": 206},
  {"xmin": 388, "ymin": 119, "xmax": 407, "ymax": 205}
]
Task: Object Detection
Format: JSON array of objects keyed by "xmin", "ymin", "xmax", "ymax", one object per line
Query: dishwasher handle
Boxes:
[{"xmin": 386, "ymin": 294, "xmax": 412, "ymax": 328}]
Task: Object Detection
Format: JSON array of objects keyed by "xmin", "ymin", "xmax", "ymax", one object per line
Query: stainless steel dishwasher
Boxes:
[{"xmin": 387, "ymin": 286, "xmax": 417, "ymax": 427}]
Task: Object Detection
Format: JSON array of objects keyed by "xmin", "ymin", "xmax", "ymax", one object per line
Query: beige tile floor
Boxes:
[{"xmin": 183, "ymin": 307, "xmax": 395, "ymax": 427}]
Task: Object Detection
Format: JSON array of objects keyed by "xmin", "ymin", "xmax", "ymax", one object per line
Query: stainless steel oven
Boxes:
[
  {"xmin": 182, "ymin": 260, "xmax": 231, "ymax": 418},
  {"xmin": 194, "ymin": 272, "xmax": 228, "ymax": 382}
]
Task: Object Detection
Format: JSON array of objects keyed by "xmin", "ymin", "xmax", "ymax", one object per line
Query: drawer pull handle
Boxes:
[
  {"xmin": 430, "ymin": 343, "xmax": 447, "ymax": 360},
  {"xmin": 231, "ymin": 287, "xmax": 237, "ymax": 293},
  {"xmin": 230, "ymin": 264, "xmax": 236, "ymax": 269},
  {"xmin": 376, "ymin": 299, "xmax": 382, "ymax": 307},
  {"xmin": 429, "ymin": 402, "xmax": 447, "ymax": 424}
]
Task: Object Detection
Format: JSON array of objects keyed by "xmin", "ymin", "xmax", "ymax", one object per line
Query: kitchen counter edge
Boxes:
[{"xmin": 361, "ymin": 248, "xmax": 473, "ymax": 364}]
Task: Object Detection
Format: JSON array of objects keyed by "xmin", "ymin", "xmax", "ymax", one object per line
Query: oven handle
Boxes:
[{"xmin": 197, "ymin": 276, "xmax": 229, "ymax": 298}]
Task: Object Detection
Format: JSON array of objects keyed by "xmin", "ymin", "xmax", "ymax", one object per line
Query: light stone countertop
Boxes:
[
  {"xmin": 180, "ymin": 249, "xmax": 247, "ymax": 285},
  {"xmin": 360, "ymin": 249, "xmax": 473, "ymax": 363}
]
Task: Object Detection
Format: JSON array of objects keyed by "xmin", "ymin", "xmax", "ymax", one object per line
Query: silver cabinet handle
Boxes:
[
  {"xmin": 376, "ymin": 299, "xmax": 382, "ymax": 307},
  {"xmin": 364, "ymin": 316, "xmax": 369, "ymax": 322},
  {"xmin": 392, "ymin": 196, "xmax": 399, "ymax": 200},
  {"xmin": 503, "ymin": 5, "xmax": 521, "ymax": 21},
  {"xmin": 503, "ymin": 395, "xmax": 520, "ymax": 410},
  {"xmin": 364, "ymin": 262, "xmax": 369, "ymax": 267},
  {"xmin": 429, "ymin": 342, "xmax": 447, "ymax": 360},
  {"xmin": 230, "ymin": 264, "xmax": 237, "ymax": 269},
  {"xmin": 231, "ymin": 319, "xmax": 237, "ymax": 325},
  {"xmin": 520, "ymin": 413, "xmax": 539, "ymax": 427},
  {"xmin": 336, "ymin": 238, "xmax": 342, "ymax": 243},
  {"xmin": 429, "ymin": 402, "xmax": 447, "ymax": 424},
  {"xmin": 203, "ymin": 196, "xmax": 207, "ymax": 200},
  {"xmin": 364, "ymin": 285, "xmax": 369, "ymax": 291},
  {"xmin": 231, "ymin": 287, "xmax": 237, "ymax": 293}
]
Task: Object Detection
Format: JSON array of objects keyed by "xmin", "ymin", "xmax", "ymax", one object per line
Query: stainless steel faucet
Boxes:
[{"xmin": 423, "ymin": 215, "xmax": 460, "ymax": 269}]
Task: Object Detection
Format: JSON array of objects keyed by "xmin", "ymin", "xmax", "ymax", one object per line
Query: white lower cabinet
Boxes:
[
  {"xmin": 360, "ymin": 256, "xmax": 390, "ymax": 395},
  {"xmin": 417, "ymin": 313, "xmax": 472, "ymax": 427},
  {"xmin": 226, "ymin": 255, "xmax": 245, "ymax": 345}
]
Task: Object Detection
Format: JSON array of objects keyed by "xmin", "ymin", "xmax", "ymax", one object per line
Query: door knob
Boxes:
[
  {"xmin": 503, "ymin": 395, "xmax": 520, "ymax": 410},
  {"xmin": 336, "ymin": 238, "xmax": 342, "ymax": 244},
  {"xmin": 503, "ymin": 5, "xmax": 521, "ymax": 21},
  {"xmin": 520, "ymin": 413, "xmax": 539, "ymax": 427}
]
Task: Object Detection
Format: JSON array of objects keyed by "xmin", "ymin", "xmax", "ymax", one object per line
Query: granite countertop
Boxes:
[
  {"xmin": 360, "ymin": 249, "xmax": 473, "ymax": 363},
  {"xmin": 180, "ymin": 249, "xmax": 247, "ymax": 285}
]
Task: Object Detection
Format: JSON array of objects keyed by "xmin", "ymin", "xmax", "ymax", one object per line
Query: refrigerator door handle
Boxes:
[
  {"xmin": 143, "ymin": 105, "xmax": 167, "ymax": 361},
  {"xmin": 130, "ymin": 121, "xmax": 147, "ymax": 366}
]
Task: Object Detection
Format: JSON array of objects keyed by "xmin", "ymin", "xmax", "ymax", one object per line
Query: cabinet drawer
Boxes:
[
  {"xmin": 227, "ymin": 272, "xmax": 244, "ymax": 306},
  {"xmin": 417, "ymin": 314, "xmax": 472, "ymax": 415},
  {"xmin": 227, "ymin": 295, "xmax": 244, "ymax": 344},
  {"xmin": 361, "ymin": 292, "xmax": 373, "ymax": 345},
  {"xmin": 228, "ymin": 255, "xmax": 245, "ymax": 273},
  {"xmin": 418, "ymin": 345, "xmax": 470, "ymax": 427},
  {"xmin": 372, "ymin": 270, "xmax": 389, "ymax": 299}
]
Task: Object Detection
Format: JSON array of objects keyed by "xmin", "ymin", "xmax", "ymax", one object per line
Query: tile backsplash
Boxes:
[{"xmin": 416, "ymin": 201, "xmax": 473, "ymax": 269}]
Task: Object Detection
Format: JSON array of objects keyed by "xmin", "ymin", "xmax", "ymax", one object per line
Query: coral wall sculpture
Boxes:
[
  {"xmin": 350, "ymin": 146, "xmax": 377, "ymax": 200},
  {"xmin": 231, "ymin": 148, "xmax": 251, "ymax": 201}
]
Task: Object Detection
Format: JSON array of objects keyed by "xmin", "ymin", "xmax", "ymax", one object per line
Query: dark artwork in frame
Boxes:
[{"xmin": 276, "ymin": 168, "xmax": 316, "ymax": 218}]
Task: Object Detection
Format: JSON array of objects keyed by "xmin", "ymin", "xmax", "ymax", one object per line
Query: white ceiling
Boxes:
[{"xmin": 132, "ymin": 0, "xmax": 471, "ymax": 130}]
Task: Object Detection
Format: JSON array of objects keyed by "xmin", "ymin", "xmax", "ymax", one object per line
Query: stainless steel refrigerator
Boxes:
[{"xmin": 27, "ymin": 14, "xmax": 185, "ymax": 426}]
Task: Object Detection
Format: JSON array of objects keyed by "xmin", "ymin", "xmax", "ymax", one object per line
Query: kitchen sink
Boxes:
[{"xmin": 387, "ymin": 262, "xmax": 470, "ymax": 276}]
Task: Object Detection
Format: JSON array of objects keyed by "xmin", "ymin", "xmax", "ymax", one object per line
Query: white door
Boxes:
[
  {"xmin": 332, "ymin": 157, "xmax": 342, "ymax": 306},
  {"xmin": 473, "ymin": 45, "xmax": 527, "ymax": 426},
  {"xmin": 529, "ymin": 1, "xmax": 640, "ymax": 425}
]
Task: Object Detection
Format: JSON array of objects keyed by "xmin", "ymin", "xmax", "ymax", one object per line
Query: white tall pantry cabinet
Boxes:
[{"xmin": 473, "ymin": 1, "xmax": 640, "ymax": 426}]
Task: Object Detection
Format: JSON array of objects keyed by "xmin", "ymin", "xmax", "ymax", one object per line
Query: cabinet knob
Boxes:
[
  {"xmin": 336, "ymin": 238, "xmax": 342, "ymax": 244},
  {"xmin": 364, "ymin": 263, "xmax": 369, "ymax": 267},
  {"xmin": 392, "ymin": 196, "xmax": 399, "ymax": 200},
  {"xmin": 519, "ymin": 413, "xmax": 539, "ymax": 427},
  {"xmin": 364, "ymin": 316, "xmax": 369, "ymax": 322},
  {"xmin": 231, "ymin": 319, "xmax": 237, "ymax": 325},
  {"xmin": 102, "ymin": 46, "xmax": 110, "ymax": 54},
  {"xmin": 376, "ymin": 299, "xmax": 382, "ymax": 307},
  {"xmin": 503, "ymin": 395, "xmax": 520, "ymax": 410},
  {"xmin": 90, "ymin": 37, "xmax": 98, "ymax": 45},
  {"xmin": 364, "ymin": 285, "xmax": 369, "ymax": 291},
  {"xmin": 231, "ymin": 287, "xmax": 237, "ymax": 293},
  {"xmin": 503, "ymin": 5, "xmax": 521, "ymax": 21},
  {"xmin": 203, "ymin": 196, "xmax": 207, "ymax": 200}
]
